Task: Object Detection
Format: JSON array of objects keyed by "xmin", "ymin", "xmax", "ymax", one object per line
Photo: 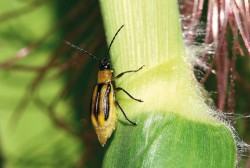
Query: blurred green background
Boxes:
[
  {"xmin": 0, "ymin": 0, "xmax": 249, "ymax": 167},
  {"xmin": 0, "ymin": 0, "xmax": 106, "ymax": 167}
]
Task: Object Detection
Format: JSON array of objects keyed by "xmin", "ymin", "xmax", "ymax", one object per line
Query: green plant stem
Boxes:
[
  {"xmin": 101, "ymin": 1, "xmax": 184, "ymax": 68},
  {"xmin": 99, "ymin": 0, "xmax": 236, "ymax": 167}
]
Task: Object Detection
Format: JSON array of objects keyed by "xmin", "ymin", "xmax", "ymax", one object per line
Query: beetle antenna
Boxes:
[
  {"xmin": 64, "ymin": 40, "xmax": 101, "ymax": 61},
  {"xmin": 106, "ymin": 25, "xmax": 124, "ymax": 57}
]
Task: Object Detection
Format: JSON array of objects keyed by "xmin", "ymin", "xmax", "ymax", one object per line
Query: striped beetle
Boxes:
[{"xmin": 64, "ymin": 25, "xmax": 144, "ymax": 146}]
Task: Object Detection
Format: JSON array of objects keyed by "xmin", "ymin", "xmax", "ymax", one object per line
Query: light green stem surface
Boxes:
[{"xmin": 99, "ymin": 0, "xmax": 236, "ymax": 167}]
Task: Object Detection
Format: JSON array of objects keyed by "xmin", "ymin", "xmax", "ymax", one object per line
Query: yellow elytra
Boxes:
[
  {"xmin": 64, "ymin": 25, "xmax": 144, "ymax": 146},
  {"xmin": 90, "ymin": 59, "xmax": 144, "ymax": 146},
  {"xmin": 91, "ymin": 68, "xmax": 117, "ymax": 146}
]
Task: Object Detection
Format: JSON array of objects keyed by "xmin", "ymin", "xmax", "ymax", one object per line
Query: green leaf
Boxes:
[{"xmin": 104, "ymin": 113, "xmax": 235, "ymax": 167}]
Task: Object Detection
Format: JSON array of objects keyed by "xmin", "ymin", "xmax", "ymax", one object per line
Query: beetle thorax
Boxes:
[{"xmin": 97, "ymin": 70, "xmax": 112, "ymax": 83}]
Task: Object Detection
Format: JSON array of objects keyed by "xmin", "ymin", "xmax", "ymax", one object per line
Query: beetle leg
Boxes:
[
  {"xmin": 115, "ymin": 101, "xmax": 137, "ymax": 125},
  {"xmin": 115, "ymin": 87, "xmax": 143, "ymax": 102},
  {"xmin": 112, "ymin": 65, "xmax": 145, "ymax": 81}
]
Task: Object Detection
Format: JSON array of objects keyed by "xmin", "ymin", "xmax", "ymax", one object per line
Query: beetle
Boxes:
[{"xmin": 64, "ymin": 25, "xmax": 144, "ymax": 146}]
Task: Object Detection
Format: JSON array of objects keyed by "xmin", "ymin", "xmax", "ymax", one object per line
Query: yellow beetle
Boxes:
[{"xmin": 64, "ymin": 25, "xmax": 144, "ymax": 146}]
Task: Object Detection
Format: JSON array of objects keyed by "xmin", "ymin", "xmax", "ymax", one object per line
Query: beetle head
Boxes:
[{"xmin": 99, "ymin": 58, "xmax": 111, "ymax": 70}]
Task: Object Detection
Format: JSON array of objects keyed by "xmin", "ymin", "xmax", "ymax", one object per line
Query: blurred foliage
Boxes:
[{"xmin": 0, "ymin": 0, "xmax": 108, "ymax": 167}]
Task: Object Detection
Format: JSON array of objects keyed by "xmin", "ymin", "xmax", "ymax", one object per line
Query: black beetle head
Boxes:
[{"xmin": 99, "ymin": 58, "xmax": 111, "ymax": 70}]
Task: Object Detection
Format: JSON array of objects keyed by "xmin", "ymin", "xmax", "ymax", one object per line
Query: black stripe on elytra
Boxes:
[
  {"xmin": 104, "ymin": 84, "xmax": 111, "ymax": 120},
  {"xmin": 94, "ymin": 84, "xmax": 104, "ymax": 120}
]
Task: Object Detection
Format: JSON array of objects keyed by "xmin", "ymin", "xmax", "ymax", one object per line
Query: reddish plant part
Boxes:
[
  {"xmin": 180, "ymin": 0, "xmax": 204, "ymax": 45},
  {"xmin": 180, "ymin": 0, "xmax": 250, "ymax": 112},
  {"xmin": 233, "ymin": 0, "xmax": 250, "ymax": 55}
]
